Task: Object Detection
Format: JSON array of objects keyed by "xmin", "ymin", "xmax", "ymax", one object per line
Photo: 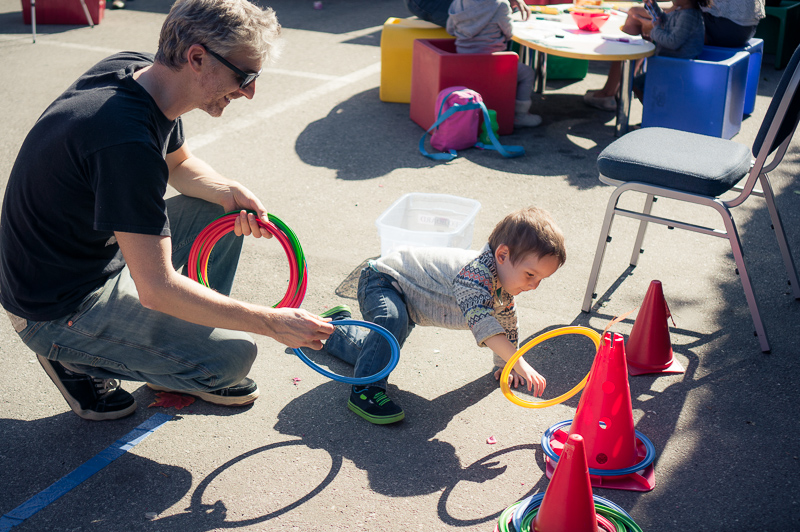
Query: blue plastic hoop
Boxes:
[
  {"xmin": 541, "ymin": 419, "xmax": 656, "ymax": 477},
  {"xmin": 291, "ymin": 319, "xmax": 400, "ymax": 385}
]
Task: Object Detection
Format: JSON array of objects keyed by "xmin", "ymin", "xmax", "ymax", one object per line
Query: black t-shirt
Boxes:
[{"xmin": 0, "ymin": 52, "xmax": 184, "ymax": 321}]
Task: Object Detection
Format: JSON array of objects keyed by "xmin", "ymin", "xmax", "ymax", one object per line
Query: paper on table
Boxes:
[
  {"xmin": 513, "ymin": 20, "xmax": 570, "ymax": 45},
  {"xmin": 513, "ymin": 19, "xmax": 564, "ymax": 32}
]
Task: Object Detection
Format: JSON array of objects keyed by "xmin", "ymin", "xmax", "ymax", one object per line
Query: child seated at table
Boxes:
[
  {"xmin": 447, "ymin": 0, "xmax": 542, "ymax": 128},
  {"xmin": 584, "ymin": 0, "xmax": 707, "ymax": 110}
]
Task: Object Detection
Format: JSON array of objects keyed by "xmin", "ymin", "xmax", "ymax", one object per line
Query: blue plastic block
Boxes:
[
  {"xmin": 642, "ymin": 48, "xmax": 750, "ymax": 139},
  {"xmin": 705, "ymin": 38, "xmax": 763, "ymax": 115}
]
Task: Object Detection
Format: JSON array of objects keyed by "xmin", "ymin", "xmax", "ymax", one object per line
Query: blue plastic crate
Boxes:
[
  {"xmin": 641, "ymin": 47, "xmax": 750, "ymax": 139},
  {"xmin": 705, "ymin": 38, "xmax": 763, "ymax": 115}
]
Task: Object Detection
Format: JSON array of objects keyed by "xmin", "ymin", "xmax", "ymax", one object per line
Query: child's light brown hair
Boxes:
[{"xmin": 488, "ymin": 206, "xmax": 566, "ymax": 266}]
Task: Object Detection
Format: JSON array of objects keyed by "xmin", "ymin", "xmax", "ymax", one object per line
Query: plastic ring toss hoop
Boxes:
[
  {"xmin": 496, "ymin": 492, "xmax": 644, "ymax": 532},
  {"xmin": 292, "ymin": 319, "xmax": 400, "ymax": 385},
  {"xmin": 499, "ymin": 326, "xmax": 602, "ymax": 409},
  {"xmin": 188, "ymin": 211, "xmax": 307, "ymax": 308},
  {"xmin": 541, "ymin": 420, "xmax": 657, "ymax": 477},
  {"xmin": 190, "ymin": 213, "xmax": 399, "ymax": 384}
]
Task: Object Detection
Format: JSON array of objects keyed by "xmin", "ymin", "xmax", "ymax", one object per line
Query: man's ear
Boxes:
[
  {"xmin": 495, "ymin": 244, "xmax": 510, "ymax": 265},
  {"xmin": 186, "ymin": 44, "xmax": 207, "ymax": 75}
]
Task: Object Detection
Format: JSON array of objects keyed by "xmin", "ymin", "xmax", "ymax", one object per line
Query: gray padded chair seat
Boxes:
[{"xmin": 597, "ymin": 127, "xmax": 753, "ymax": 197}]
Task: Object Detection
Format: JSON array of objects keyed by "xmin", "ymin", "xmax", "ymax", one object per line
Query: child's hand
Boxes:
[
  {"xmin": 494, "ymin": 367, "xmax": 527, "ymax": 389},
  {"xmin": 509, "ymin": 0, "xmax": 531, "ymax": 20},
  {"xmin": 641, "ymin": 0, "xmax": 664, "ymax": 27},
  {"xmin": 494, "ymin": 359, "xmax": 546, "ymax": 397}
]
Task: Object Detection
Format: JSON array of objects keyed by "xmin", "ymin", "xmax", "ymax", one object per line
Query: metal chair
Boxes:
[{"xmin": 582, "ymin": 45, "xmax": 800, "ymax": 353}]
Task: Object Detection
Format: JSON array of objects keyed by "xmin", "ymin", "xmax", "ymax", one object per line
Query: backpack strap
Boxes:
[
  {"xmin": 419, "ymin": 98, "xmax": 526, "ymax": 161},
  {"xmin": 419, "ymin": 100, "xmax": 484, "ymax": 161},
  {"xmin": 473, "ymin": 102, "xmax": 525, "ymax": 158}
]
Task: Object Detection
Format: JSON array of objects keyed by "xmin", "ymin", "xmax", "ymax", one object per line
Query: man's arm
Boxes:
[
  {"xmin": 165, "ymin": 143, "xmax": 271, "ymax": 238},
  {"xmin": 115, "ymin": 231, "xmax": 334, "ymax": 349}
]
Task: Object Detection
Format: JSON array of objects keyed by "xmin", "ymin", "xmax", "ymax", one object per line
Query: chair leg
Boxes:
[
  {"xmin": 582, "ymin": 188, "xmax": 622, "ymax": 312},
  {"xmin": 629, "ymin": 194, "xmax": 654, "ymax": 267},
  {"xmin": 717, "ymin": 204, "xmax": 770, "ymax": 352},
  {"xmin": 760, "ymin": 173, "xmax": 800, "ymax": 299},
  {"xmin": 78, "ymin": 0, "xmax": 94, "ymax": 27}
]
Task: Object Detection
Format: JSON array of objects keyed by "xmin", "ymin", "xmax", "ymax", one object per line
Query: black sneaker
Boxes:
[
  {"xmin": 320, "ymin": 305, "xmax": 352, "ymax": 321},
  {"xmin": 37, "ymin": 355, "xmax": 137, "ymax": 421},
  {"xmin": 147, "ymin": 378, "xmax": 259, "ymax": 406},
  {"xmin": 348, "ymin": 386, "xmax": 405, "ymax": 424}
]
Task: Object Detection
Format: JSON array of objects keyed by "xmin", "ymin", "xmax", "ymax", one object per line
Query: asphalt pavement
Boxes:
[{"xmin": 1, "ymin": 1, "xmax": 799, "ymax": 530}]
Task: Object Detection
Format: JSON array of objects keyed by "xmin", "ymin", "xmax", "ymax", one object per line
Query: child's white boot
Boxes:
[{"xmin": 514, "ymin": 99, "xmax": 542, "ymax": 128}]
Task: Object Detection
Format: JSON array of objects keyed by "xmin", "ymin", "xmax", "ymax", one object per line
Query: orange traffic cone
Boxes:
[
  {"xmin": 545, "ymin": 332, "xmax": 656, "ymax": 491},
  {"xmin": 533, "ymin": 434, "xmax": 599, "ymax": 532},
  {"xmin": 627, "ymin": 280, "xmax": 684, "ymax": 376}
]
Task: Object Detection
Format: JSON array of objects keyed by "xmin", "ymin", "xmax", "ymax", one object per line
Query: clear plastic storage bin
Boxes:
[{"xmin": 375, "ymin": 193, "xmax": 482, "ymax": 256}]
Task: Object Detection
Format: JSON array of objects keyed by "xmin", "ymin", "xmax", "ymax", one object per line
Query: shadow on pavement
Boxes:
[{"xmin": 295, "ymin": 88, "xmax": 621, "ymax": 185}]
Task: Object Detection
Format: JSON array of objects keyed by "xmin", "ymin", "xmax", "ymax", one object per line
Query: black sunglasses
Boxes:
[{"xmin": 201, "ymin": 44, "xmax": 261, "ymax": 89}]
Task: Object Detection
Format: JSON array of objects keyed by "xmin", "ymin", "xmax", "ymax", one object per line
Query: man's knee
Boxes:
[{"xmin": 208, "ymin": 334, "xmax": 257, "ymax": 389}]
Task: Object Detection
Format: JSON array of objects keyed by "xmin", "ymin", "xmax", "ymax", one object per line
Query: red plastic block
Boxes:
[
  {"xmin": 410, "ymin": 39, "xmax": 519, "ymax": 136},
  {"xmin": 21, "ymin": 0, "xmax": 105, "ymax": 26}
]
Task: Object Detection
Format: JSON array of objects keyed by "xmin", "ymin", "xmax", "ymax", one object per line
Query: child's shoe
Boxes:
[
  {"xmin": 583, "ymin": 90, "xmax": 617, "ymax": 111},
  {"xmin": 514, "ymin": 99, "xmax": 543, "ymax": 128},
  {"xmin": 348, "ymin": 386, "xmax": 405, "ymax": 424},
  {"xmin": 320, "ymin": 304, "xmax": 352, "ymax": 321}
]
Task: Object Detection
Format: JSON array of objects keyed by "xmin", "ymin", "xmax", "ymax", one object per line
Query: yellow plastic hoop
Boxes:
[{"xmin": 500, "ymin": 326, "xmax": 602, "ymax": 409}]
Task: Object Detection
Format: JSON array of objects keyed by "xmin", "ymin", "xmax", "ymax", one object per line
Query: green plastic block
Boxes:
[{"xmin": 546, "ymin": 55, "xmax": 589, "ymax": 80}]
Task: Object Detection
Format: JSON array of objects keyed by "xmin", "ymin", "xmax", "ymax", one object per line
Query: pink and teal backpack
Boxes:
[{"xmin": 419, "ymin": 86, "xmax": 524, "ymax": 161}]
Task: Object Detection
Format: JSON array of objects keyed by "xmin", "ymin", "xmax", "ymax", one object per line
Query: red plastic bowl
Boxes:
[{"xmin": 571, "ymin": 11, "xmax": 610, "ymax": 32}]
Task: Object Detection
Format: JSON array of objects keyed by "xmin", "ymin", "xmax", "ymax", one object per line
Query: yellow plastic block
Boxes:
[{"xmin": 379, "ymin": 17, "xmax": 453, "ymax": 103}]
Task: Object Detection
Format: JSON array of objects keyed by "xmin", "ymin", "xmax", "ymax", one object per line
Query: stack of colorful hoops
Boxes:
[
  {"xmin": 495, "ymin": 493, "xmax": 644, "ymax": 532},
  {"xmin": 188, "ymin": 211, "xmax": 307, "ymax": 308},
  {"xmin": 188, "ymin": 210, "xmax": 399, "ymax": 385}
]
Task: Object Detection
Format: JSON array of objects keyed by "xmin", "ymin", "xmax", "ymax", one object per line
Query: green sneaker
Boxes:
[{"xmin": 348, "ymin": 386, "xmax": 405, "ymax": 425}]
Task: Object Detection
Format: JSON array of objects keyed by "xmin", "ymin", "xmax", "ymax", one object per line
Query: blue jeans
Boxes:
[
  {"xmin": 324, "ymin": 266, "xmax": 415, "ymax": 390},
  {"xmin": 15, "ymin": 195, "xmax": 257, "ymax": 392},
  {"xmin": 404, "ymin": 0, "xmax": 449, "ymax": 27}
]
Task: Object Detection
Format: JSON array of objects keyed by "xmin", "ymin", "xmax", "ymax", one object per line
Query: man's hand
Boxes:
[
  {"xmin": 164, "ymin": 144, "xmax": 273, "ymax": 239},
  {"xmin": 263, "ymin": 307, "xmax": 335, "ymax": 350},
  {"xmin": 222, "ymin": 184, "xmax": 273, "ymax": 239}
]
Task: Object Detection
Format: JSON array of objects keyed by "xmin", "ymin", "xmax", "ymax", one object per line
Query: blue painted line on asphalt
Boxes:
[{"xmin": 0, "ymin": 413, "xmax": 173, "ymax": 531}]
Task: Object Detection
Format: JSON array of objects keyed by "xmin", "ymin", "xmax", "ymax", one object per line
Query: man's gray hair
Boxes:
[{"xmin": 155, "ymin": 0, "xmax": 282, "ymax": 70}]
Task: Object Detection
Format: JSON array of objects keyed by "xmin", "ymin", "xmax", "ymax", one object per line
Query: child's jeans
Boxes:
[
  {"xmin": 324, "ymin": 265, "xmax": 415, "ymax": 390},
  {"xmin": 517, "ymin": 62, "xmax": 536, "ymax": 101},
  {"xmin": 12, "ymin": 195, "xmax": 258, "ymax": 392}
]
